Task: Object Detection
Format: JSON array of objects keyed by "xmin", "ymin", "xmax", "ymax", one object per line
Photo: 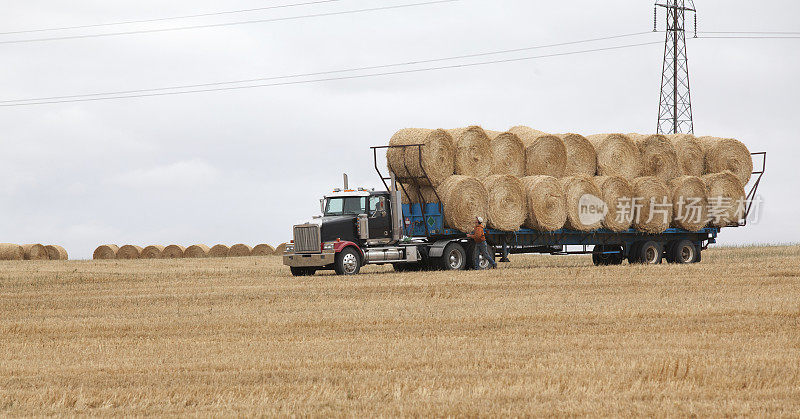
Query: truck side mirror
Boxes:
[{"xmin": 319, "ymin": 199, "xmax": 324, "ymax": 214}]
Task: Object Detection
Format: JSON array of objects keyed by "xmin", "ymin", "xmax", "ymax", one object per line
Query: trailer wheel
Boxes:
[
  {"xmin": 290, "ymin": 267, "xmax": 317, "ymax": 277},
  {"xmin": 627, "ymin": 242, "xmax": 642, "ymax": 264},
  {"xmin": 693, "ymin": 245, "xmax": 702, "ymax": 263},
  {"xmin": 668, "ymin": 240, "xmax": 697, "ymax": 264},
  {"xmin": 637, "ymin": 241, "xmax": 664, "ymax": 264},
  {"xmin": 592, "ymin": 245, "xmax": 623, "ymax": 266},
  {"xmin": 334, "ymin": 247, "xmax": 362, "ymax": 275},
  {"xmin": 440, "ymin": 243, "xmax": 467, "ymax": 271},
  {"xmin": 466, "ymin": 243, "xmax": 495, "ymax": 270}
]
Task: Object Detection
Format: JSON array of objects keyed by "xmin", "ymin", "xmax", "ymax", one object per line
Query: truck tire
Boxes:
[
  {"xmin": 592, "ymin": 245, "xmax": 624, "ymax": 266},
  {"xmin": 637, "ymin": 241, "xmax": 664, "ymax": 264},
  {"xmin": 627, "ymin": 242, "xmax": 642, "ymax": 264},
  {"xmin": 440, "ymin": 243, "xmax": 467, "ymax": 271},
  {"xmin": 668, "ymin": 240, "xmax": 697, "ymax": 264},
  {"xmin": 466, "ymin": 243, "xmax": 495, "ymax": 270},
  {"xmin": 694, "ymin": 245, "xmax": 702, "ymax": 263},
  {"xmin": 335, "ymin": 247, "xmax": 362, "ymax": 275},
  {"xmin": 290, "ymin": 267, "xmax": 317, "ymax": 277}
]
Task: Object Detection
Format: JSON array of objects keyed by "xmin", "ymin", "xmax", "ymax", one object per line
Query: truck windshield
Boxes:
[{"xmin": 324, "ymin": 197, "xmax": 367, "ymax": 216}]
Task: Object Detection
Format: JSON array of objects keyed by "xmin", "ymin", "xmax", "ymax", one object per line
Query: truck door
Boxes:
[{"xmin": 368, "ymin": 195, "xmax": 392, "ymax": 239}]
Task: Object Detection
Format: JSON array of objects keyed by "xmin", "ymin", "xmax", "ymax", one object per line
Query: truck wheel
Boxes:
[
  {"xmin": 637, "ymin": 241, "xmax": 664, "ymax": 264},
  {"xmin": 593, "ymin": 245, "xmax": 623, "ymax": 266},
  {"xmin": 335, "ymin": 247, "xmax": 361, "ymax": 275},
  {"xmin": 466, "ymin": 243, "xmax": 494, "ymax": 270},
  {"xmin": 440, "ymin": 243, "xmax": 467, "ymax": 271},
  {"xmin": 627, "ymin": 242, "xmax": 642, "ymax": 264},
  {"xmin": 693, "ymin": 245, "xmax": 702, "ymax": 263},
  {"xmin": 668, "ymin": 240, "xmax": 697, "ymax": 264},
  {"xmin": 290, "ymin": 267, "xmax": 317, "ymax": 277}
]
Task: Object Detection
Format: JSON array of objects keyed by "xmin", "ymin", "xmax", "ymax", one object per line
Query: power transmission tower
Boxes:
[{"xmin": 655, "ymin": 0, "xmax": 697, "ymax": 134}]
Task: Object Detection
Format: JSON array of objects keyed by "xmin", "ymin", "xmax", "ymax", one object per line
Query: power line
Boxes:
[
  {"xmin": 0, "ymin": 40, "xmax": 662, "ymax": 107},
  {"xmin": 698, "ymin": 36, "xmax": 800, "ymax": 39},
  {"xmin": 0, "ymin": 0, "xmax": 459, "ymax": 45},
  {"xmin": 0, "ymin": 32, "xmax": 654, "ymax": 104},
  {"xmin": 0, "ymin": 0, "xmax": 346, "ymax": 35},
  {"xmin": 700, "ymin": 31, "xmax": 800, "ymax": 35}
]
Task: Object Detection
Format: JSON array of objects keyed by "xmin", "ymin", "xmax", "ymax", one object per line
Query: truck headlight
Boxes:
[
  {"xmin": 323, "ymin": 242, "xmax": 334, "ymax": 251},
  {"xmin": 285, "ymin": 245, "xmax": 294, "ymax": 253}
]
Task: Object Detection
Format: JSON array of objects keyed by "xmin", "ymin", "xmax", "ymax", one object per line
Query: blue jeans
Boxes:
[{"xmin": 475, "ymin": 241, "xmax": 497, "ymax": 269}]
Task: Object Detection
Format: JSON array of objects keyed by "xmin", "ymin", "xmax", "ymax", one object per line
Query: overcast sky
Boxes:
[{"xmin": 1, "ymin": 0, "xmax": 797, "ymax": 259}]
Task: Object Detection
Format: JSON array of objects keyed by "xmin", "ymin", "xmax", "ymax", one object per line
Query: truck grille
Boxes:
[{"xmin": 293, "ymin": 224, "xmax": 321, "ymax": 253}]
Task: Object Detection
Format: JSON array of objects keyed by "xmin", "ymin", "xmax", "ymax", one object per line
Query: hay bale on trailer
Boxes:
[
  {"xmin": 629, "ymin": 133, "xmax": 681, "ymax": 183},
  {"xmin": 387, "ymin": 128, "xmax": 455, "ymax": 187},
  {"xmin": 0, "ymin": 243, "xmax": 24, "ymax": 261},
  {"xmin": 669, "ymin": 176, "xmax": 709, "ymax": 232},
  {"xmin": 557, "ymin": 133, "xmax": 597, "ymax": 177},
  {"xmin": 436, "ymin": 175, "xmax": 488, "ymax": 233},
  {"xmin": 631, "ymin": 177, "xmax": 673, "ymax": 234},
  {"xmin": 448, "ymin": 126, "xmax": 492, "ymax": 178},
  {"xmin": 162, "ymin": 245, "xmax": 185, "ymax": 259},
  {"xmin": 481, "ymin": 175, "xmax": 527, "ymax": 231},
  {"xmin": 485, "ymin": 130, "xmax": 525, "ymax": 177},
  {"xmin": 93, "ymin": 244, "xmax": 119, "ymax": 260},
  {"xmin": 229, "ymin": 244, "xmax": 252, "ymax": 257},
  {"xmin": 667, "ymin": 133, "xmax": 704, "ymax": 177},
  {"xmin": 141, "ymin": 245, "xmax": 165, "ymax": 259},
  {"xmin": 22, "ymin": 244, "xmax": 49, "ymax": 260},
  {"xmin": 185, "ymin": 244, "xmax": 210, "ymax": 258},
  {"xmin": 560, "ymin": 176, "xmax": 604, "ymax": 231},
  {"xmin": 45, "ymin": 245, "xmax": 68, "ymax": 261},
  {"xmin": 117, "ymin": 245, "xmax": 143, "ymax": 259},
  {"xmin": 703, "ymin": 171, "xmax": 746, "ymax": 227},
  {"xmin": 253, "ymin": 244, "xmax": 275, "ymax": 256},
  {"xmin": 520, "ymin": 176, "xmax": 567, "ymax": 231},
  {"xmin": 209, "ymin": 244, "xmax": 230, "ymax": 258},
  {"xmin": 508, "ymin": 126, "xmax": 567, "ymax": 177},
  {"xmin": 586, "ymin": 134, "xmax": 643, "ymax": 179},
  {"xmin": 593, "ymin": 176, "xmax": 634, "ymax": 232},
  {"xmin": 698, "ymin": 136, "xmax": 753, "ymax": 186},
  {"xmin": 398, "ymin": 182, "xmax": 438, "ymax": 204}
]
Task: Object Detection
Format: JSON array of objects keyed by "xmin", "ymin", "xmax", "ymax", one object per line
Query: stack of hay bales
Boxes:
[
  {"xmin": 387, "ymin": 128, "xmax": 455, "ymax": 187},
  {"xmin": 448, "ymin": 126, "xmax": 492, "ymax": 178},
  {"xmin": 437, "ymin": 176, "xmax": 488, "ymax": 233},
  {"xmin": 520, "ymin": 176, "xmax": 566, "ymax": 231},
  {"xmin": 560, "ymin": 176, "xmax": 603, "ymax": 231},
  {"xmin": 0, "ymin": 243, "xmax": 68, "ymax": 261},
  {"xmin": 93, "ymin": 242, "xmax": 283, "ymax": 260},
  {"xmin": 185, "ymin": 244, "xmax": 210, "ymax": 258},
  {"xmin": 630, "ymin": 177, "xmax": 673, "ymax": 234},
  {"xmin": 586, "ymin": 134, "xmax": 642, "ymax": 179},
  {"xmin": 593, "ymin": 176, "xmax": 634, "ymax": 232},
  {"xmin": 508, "ymin": 126, "xmax": 567, "ymax": 177},
  {"xmin": 485, "ymin": 130, "xmax": 525, "ymax": 177},
  {"xmin": 481, "ymin": 175, "xmax": 526, "ymax": 231}
]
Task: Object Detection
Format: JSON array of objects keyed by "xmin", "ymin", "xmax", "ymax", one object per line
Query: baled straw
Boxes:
[
  {"xmin": 586, "ymin": 134, "xmax": 643, "ymax": 179},
  {"xmin": 436, "ymin": 175, "xmax": 488, "ymax": 233},
  {"xmin": 557, "ymin": 133, "xmax": 597, "ymax": 176},
  {"xmin": 485, "ymin": 130, "xmax": 525, "ymax": 177},
  {"xmin": 560, "ymin": 176, "xmax": 603, "ymax": 231},
  {"xmin": 387, "ymin": 128, "xmax": 455, "ymax": 187},
  {"xmin": 667, "ymin": 133, "xmax": 704, "ymax": 176},
  {"xmin": 481, "ymin": 175, "xmax": 527, "ymax": 231},
  {"xmin": 45, "ymin": 245, "xmax": 68, "ymax": 261},
  {"xmin": 593, "ymin": 176, "xmax": 634, "ymax": 232},
  {"xmin": 141, "ymin": 245, "xmax": 165, "ymax": 259},
  {"xmin": 631, "ymin": 177, "xmax": 673, "ymax": 234},
  {"xmin": 448, "ymin": 126, "xmax": 492, "ymax": 178},
  {"xmin": 93, "ymin": 244, "xmax": 119, "ymax": 260},
  {"xmin": 22, "ymin": 244, "xmax": 49, "ymax": 260},
  {"xmin": 398, "ymin": 183, "xmax": 438, "ymax": 204},
  {"xmin": 669, "ymin": 176, "xmax": 708, "ymax": 231},
  {"xmin": 253, "ymin": 244, "xmax": 275, "ymax": 256},
  {"xmin": 520, "ymin": 176, "xmax": 567, "ymax": 231},
  {"xmin": 209, "ymin": 244, "xmax": 230, "ymax": 258},
  {"xmin": 229, "ymin": 244, "xmax": 252, "ymax": 257},
  {"xmin": 0, "ymin": 243, "xmax": 24, "ymax": 261},
  {"xmin": 117, "ymin": 245, "xmax": 143, "ymax": 259},
  {"xmin": 703, "ymin": 171, "xmax": 746, "ymax": 227},
  {"xmin": 629, "ymin": 133, "xmax": 681, "ymax": 183},
  {"xmin": 698, "ymin": 136, "xmax": 753, "ymax": 186},
  {"xmin": 185, "ymin": 244, "xmax": 210, "ymax": 258},
  {"xmin": 274, "ymin": 243, "xmax": 287, "ymax": 255},
  {"xmin": 162, "ymin": 245, "xmax": 185, "ymax": 259},
  {"xmin": 508, "ymin": 126, "xmax": 567, "ymax": 177}
]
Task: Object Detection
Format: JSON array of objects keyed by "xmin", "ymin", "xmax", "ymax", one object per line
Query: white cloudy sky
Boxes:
[{"xmin": 1, "ymin": 0, "xmax": 797, "ymax": 259}]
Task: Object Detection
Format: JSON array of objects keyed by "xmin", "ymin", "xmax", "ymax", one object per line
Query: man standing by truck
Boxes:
[{"xmin": 468, "ymin": 217, "xmax": 497, "ymax": 269}]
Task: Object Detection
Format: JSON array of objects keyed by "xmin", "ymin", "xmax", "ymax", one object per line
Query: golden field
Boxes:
[{"xmin": 1, "ymin": 245, "xmax": 799, "ymax": 416}]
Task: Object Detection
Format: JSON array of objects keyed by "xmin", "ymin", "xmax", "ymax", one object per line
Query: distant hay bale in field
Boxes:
[
  {"xmin": 274, "ymin": 243, "xmax": 287, "ymax": 255},
  {"xmin": 162, "ymin": 245, "xmax": 185, "ymax": 259},
  {"xmin": 481, "ymin": 175, "xmax": 527, "ymax": 231},
  {"xmin": 557, "ymin": 133, "xmax": 597, "ymax": 176},
  {"xmin": 45, "ymin": 245, "xmax": 68, "ymax": 261},
  {"xmin": 560, "ymin": 176, "xmax": 603, "ymax": 231},
  {"xmin": 629, "ymin": 133, "xmax": 681, "ymax": 183},
  {"xmin": 508, "ymin": 126, "xmax": 567, "ymax": 177},
  {"xmin": 669, "ymin": 176, "xmax": 708, "ymax": 231},
  {"xmin": 387, "ymin": 128, "xmax": 455, "ymax": 187},
  {"xmin": 520, "ymin": 176, "xmax": 567, "ymax": 231},
  {"xmin": 399, "ymin": 182, "xmax": 439, "ymax": 204},
  {"xmin": 117, "ymin": 245, "xmax": 143, "ymax": 259},
  {"xmin": 631, "ymin": 177, "xmax": 672, "ymax": 234},
  {"xmin": 141, "ymin": 245, "xmax": 165, "ymax": 259},
  {"xmin": 252, "ymin": 244, "xmax": 275, "ymax": 256},
  {"xmin": 667, "ymin": 133, "xmax": 704, "ymax": 176},
  {"xmin": 93, "ymin": 244, "xmax": 119, "ymax": 260},
  {"xmin": 22, "ymin": 244, "xmax": 49, "ymax": 260},
  {"xmin": 485, "ymin": 130, "xmax": 525, "ymax": 177},
  {"xmin": 586, "ymin": 134, "xmax": 642, "ymax": 179},
  {"xmin": 229, "ymin": 244, "xmax": 252, "ymax": 257},
  {"xmin": 703, "ymin": 171, "xmax": 746, "ymax": 227},
  {"xmin": 593, "ymin": 176, "xmax": 634, "ymax": 232},
  {"xmin": 698, "ymin": 136, "xmax": 753, "ymax": 186},
  {"xmin": 448, "ymin": 126, "xmax": 492, "ymax": 178},
  {"xmin": 185, "ymin": 244, "xmax": 210, "ymax": 258},
  {"xmin": 209, "ymin": 244, "xmax": 230, "ymax": 258},
  {"xmin": 436, "ymin": 175, "xmax": 488, "ymax": 233},
  {"xmin": 0, "ymin": 243, "xmax": 24, "ymax": 261}
]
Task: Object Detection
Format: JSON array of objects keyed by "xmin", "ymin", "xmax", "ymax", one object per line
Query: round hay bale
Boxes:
[
  {"xmin": 520, "ymin": 176, "xmax": 567, "ymax": 231},
  {"xmin": 669, "ymin": 176, "xmax": 709, "ymax": 231},
  {"xmin": 141, "ymin": 245, "xmax": 165, "ymax": 259},
  {"xmin": 557, "ymin": 133, "xmax": 597, "ymax": 176},
  {"xmin": 0, "ymin": 243, "xmax": 24, "ymax": 261},
  {"xmin": 667, "ymin": 133, "xmax": 704, "ymax": 176},
  {"xmin": 117, "ymin": 245, "xmax": 143, "ymax": 259},
  {"xmin": 559, "ymin": 176, "xmax": 603, "ymax": 231},
  {"xmin": 398, "ymin": 183, "xmax": 439, "ymax": 204},
  {"xmin": 631, "ymin": 177, "xmax": 673, "ymax": 234},
  {"xmin": 593, "ymin": 176, "xmax": 634, "ymax": 232},
  {"xmin": 253, "ymin": 244, "xmax": 275, "ymax": 256},
  {"xmin": 185, "ymin": 244, "xmax": 210, "ymax": 258},
  {"xmin": 508, "ymin": 126, "xmax": 567, "ymax": 177},
  {"xmin": 209, "ymin": 244, "xmax": 230, "ymax": 258},
  {"xmin": 629, "ymin": 133, "xmax": 681, "ymax": 183},
  {"xmin": 485, "ymin": 130, "xmax": 525, "ymax": 177},
  {"xmin": 93, "ymin": 244, "xmax": 119, "ymax": 260},
  {"xmin": 274, "ymin": 243, "xmax": 287, "ymax": 255},
  {"xmin": 480, "ymin": 175, "xmax": 527, "ymax": 231},
  {"xmin": 703, "ymin": 171, "xmax": 746, "ymax": 227},
  {"xmin": 436, "ymin": 175, "xmax": 488, "ymax": 233},
  {"xmin": 448, "ymin": 126, "xmax": 492, "ymax": 178},
  {"xmin": 44, "ymin": 245, "xmax": 68, "ymax": 261},
  {"xmin": 229, "ymin": 244, "xmax": 253, "ymax": 257},
  {"xmin": 162, "ymin": 245, "xmax": 185, "ymax": 259},
  {"xmin": 698, "ymin": 136, "xmax": 753, "ymax": 186},
  {"xmin": 387, "ymin": 128, "xmax": 455, "ymax": 187},
  {"xmin": 586, "ymin": 134, "xmax": 643, "ymax": 179},
  {"xmin": 22, "ymin": 244, "xmax": 49, "ymax": 260}
]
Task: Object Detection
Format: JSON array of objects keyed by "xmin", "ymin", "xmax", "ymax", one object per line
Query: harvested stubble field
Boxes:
[{"xmin": 1, "ymin": 246, "xmax": 799, "ymax": 416}]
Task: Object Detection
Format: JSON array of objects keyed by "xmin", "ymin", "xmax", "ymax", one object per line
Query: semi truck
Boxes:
[{"xmin": 283, "ymin": 144, "xmax": 765, "ymax": 276}]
